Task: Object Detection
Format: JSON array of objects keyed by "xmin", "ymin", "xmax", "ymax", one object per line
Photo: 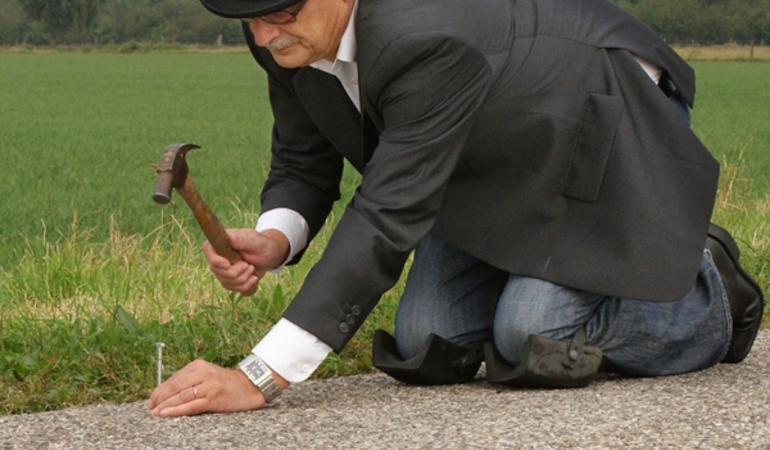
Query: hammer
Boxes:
[{"xmin": 152, "ymin": 143, "xmax": 241, "ymax": 263}]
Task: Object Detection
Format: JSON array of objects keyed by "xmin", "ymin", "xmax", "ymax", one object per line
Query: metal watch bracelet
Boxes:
[{"xmin": 238, "ymin": 354, "xmax": 281, "ymax": 403}]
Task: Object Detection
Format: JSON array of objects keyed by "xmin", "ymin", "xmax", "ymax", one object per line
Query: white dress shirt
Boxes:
[{"xmin": 252, "ymin": 1, "xmax": 663, "ymax": 383}]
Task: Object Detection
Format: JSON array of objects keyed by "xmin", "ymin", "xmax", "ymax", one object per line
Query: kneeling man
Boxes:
[{"xmin": 148, "ymin": 0, "xmax": 765, "ymax": 417}]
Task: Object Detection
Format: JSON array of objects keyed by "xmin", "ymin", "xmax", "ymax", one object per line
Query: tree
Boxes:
[
  {"xmin": 0, "ymin": 1, "xmax": 26, "ymax": 45},
  {"xmin": 16, "ymin": 0, "xmax": 75, "ymax": 43},
  {"xmin": 72, "ymin": 0, "xmax": 102, "ymax": 37}
]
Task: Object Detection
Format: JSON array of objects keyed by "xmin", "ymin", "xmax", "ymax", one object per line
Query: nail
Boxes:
[{"xmin": 155, "ymin": 342, "xmax": 165, "ymax": 386}]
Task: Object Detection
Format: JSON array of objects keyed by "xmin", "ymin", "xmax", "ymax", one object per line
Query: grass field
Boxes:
[{"xmin": 0, "ymin": 52, "xmax": 768, "ymax": 414}]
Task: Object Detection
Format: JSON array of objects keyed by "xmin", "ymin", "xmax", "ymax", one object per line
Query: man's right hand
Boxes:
[{"xmin": 202, "ymin": 229, "xmax": 290, "ymax": 296}]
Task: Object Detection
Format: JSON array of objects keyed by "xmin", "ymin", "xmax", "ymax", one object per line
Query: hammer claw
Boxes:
[{"xmin": 152, "ymin": 143, "xmax": 241, "ymax": 264}]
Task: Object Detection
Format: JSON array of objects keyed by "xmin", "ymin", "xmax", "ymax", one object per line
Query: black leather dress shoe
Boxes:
[{"xmin": 706, "ymin": 224, "xmax": 765, "ymax": 363}]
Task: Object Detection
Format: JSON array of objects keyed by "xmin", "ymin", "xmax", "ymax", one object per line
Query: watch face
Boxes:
[
  {"xmin": 241, "ymin": 356, "xmax": 273, "ymax": 384},
  {"xmin": 243, "ymin": 358, "xmax": 267, "ymax": 378},
  {"xmin": 248, "ymin": 362, "xmax": 265, "ymax": 377},
  {"xmin": 239, "ymin": 355, "xmax": 279, "ymax": 402}
]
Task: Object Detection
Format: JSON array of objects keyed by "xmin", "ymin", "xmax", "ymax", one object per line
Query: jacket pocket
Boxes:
[{"xmin": 563, "ymin": 93, "xmax": 624, "ymax": 202}]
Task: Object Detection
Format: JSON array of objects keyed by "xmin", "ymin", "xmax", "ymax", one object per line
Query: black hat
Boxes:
[{"xmin": 200, "ymin": 0, "xmax": 304, "ymax": 18}]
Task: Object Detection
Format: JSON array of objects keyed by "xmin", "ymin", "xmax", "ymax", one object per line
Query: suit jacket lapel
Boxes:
[{"xmin": 292, "ymin": 68, "xmax": 368, "ymax": 172}]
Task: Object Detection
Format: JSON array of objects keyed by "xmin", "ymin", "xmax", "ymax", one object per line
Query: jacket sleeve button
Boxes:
[
  {"xmin": 338, "ymin": 323, "xmax": 350, "ymax": 334},
  {"xmin": 345, "ymin": 314, "xmax": 355, "ymax": 325},
  {"xmin": 351, "ymin": 305, "xmax": 361, "ymax": 316}
]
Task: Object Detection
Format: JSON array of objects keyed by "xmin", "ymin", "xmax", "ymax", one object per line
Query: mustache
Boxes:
[{"xmin": 265, "ymin": 36, "xmax": 300, "ymax": 52}]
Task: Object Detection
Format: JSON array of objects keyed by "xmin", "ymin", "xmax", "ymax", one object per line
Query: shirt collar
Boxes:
[
  {"xmin": 310, "ymin": 0, "xmax": 357, "ymax": 70},
  {"xmin": 336, "ymin": 0, "xmax": 358, "ymax": 63}
]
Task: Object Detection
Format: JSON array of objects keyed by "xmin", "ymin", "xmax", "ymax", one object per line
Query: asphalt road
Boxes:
[{"xmin": 3, "ymin": 332, "xmax": 770, "ymax": 449}]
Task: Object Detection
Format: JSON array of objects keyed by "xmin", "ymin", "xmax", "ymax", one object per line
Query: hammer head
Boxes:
[{"xmin": 152, "ymin": 143, "xmax": 201, "ymax": 204}]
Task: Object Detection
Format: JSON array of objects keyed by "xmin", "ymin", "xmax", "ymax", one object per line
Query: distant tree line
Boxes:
[
  {"xmin": 0, "ymin": 0, "xmax": 243, "ymax": 46},
  {"xmin": 614, "ymin": 0, "xmax": 770, "ymax": 45},
  {"xmin": 0, "ymin": 0, "xmax": 768, "ymax": 46}
]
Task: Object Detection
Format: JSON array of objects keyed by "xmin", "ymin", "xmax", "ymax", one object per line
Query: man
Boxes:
[{"xmin": 148, "ymin": 0, "xmax": 765, "ymax": 417}]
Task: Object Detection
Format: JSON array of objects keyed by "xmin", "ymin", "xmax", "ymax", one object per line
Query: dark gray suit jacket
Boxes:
[{"xmin": 244, "ymin": 0, "xmax": 719, "ymax": 352}]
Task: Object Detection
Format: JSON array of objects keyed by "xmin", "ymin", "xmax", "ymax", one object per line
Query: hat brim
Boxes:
[{"xmin": 200, "ymin": 0, "xmax": 303, "ymax": 18}]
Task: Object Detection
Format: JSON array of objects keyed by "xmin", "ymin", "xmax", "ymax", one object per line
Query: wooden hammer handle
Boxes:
[{"xmin": 177, "ymin": 176, "xmax": 241, "ymax": 264}]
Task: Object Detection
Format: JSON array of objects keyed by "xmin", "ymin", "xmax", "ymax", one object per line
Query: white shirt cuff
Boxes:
[
  {"xmin": 252, "ymin": 318, "xmax": 333, "ymax": 383},
  {"xmin": 256, "ymin": 208, "xmax": 309, "ymax": 269}
]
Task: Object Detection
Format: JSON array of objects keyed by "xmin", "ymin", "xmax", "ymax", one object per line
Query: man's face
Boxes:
[{"xmin": 246, "ymin": 0, "xmax": 352, "ymax": 68}]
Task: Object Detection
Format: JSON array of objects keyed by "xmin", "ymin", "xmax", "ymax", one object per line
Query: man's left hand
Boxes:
[{"xmin": 147, "ymin": 359, "xmax": 286, "ymax": 417}]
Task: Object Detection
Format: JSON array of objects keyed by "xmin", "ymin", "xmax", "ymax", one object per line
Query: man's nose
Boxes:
[{"xmin": 249, "ymin": 20, "xmax": 282, "ymax": 48}]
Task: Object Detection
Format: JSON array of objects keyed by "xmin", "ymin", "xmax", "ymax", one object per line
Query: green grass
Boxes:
[
  {"xmin": 0, "ymin": 51, "xmax": 273, "ymax": 266},
  {"xmin": 0, "ymin": 54, "xmax": 768, "ymax": 415},
  {"xmin": 0, "ymin": 212, "xmax": 400, "ymax": 413},
  {"xmin": 691, "ymin": 62, "xmax": 770, "ymax": 288},
  {"xmin": 692, "ymin": 62, "xmax": 770, "ymax": 193}
]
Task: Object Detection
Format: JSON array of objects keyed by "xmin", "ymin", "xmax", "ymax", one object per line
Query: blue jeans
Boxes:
[
  {"xmin": 394, "ymin": 93, "xmax": 727, "ymax": 377},
  {"xmin": 394, "ymin": 233, "xmax": 731, "ymax": 377}
]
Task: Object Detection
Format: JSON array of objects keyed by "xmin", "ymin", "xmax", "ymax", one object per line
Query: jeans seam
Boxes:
[{"xmin": 705, "ymin": 251, "xmax": 733, "ymax": 362}]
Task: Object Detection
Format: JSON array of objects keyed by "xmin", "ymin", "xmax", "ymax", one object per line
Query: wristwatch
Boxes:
[{"xmin": 238, "ymin": 354, "xmax": 281, "ymax": 403}]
